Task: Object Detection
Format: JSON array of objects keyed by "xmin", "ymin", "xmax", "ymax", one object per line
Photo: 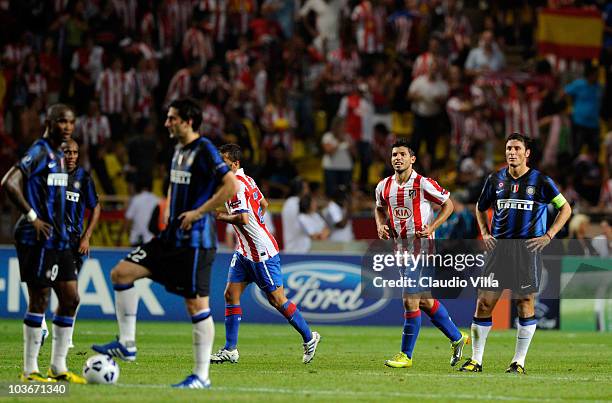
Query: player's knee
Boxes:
[
  {"xmin": 476, "ymin": 298, "xmax": 494, "ymax": 315},
  {"xmin": 419, "ymin": 298, "xmax": 434, "ymax": 311},
  {"xmin": 403, "ymin": 298, "xmax": 420, "ymax": 312},
  {"xmin": 28, "ymin": 290, "xmax": 50, "ymax": 313},
  {"xmin": 111, "ymin": 266, "xmax": 131, "ymax": 285},
  {"xmin": 267, "ymin": 294, "xmax": 286, "ymax": 310}
]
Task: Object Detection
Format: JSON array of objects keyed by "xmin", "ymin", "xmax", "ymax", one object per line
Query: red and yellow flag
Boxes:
[{"xmin": 537, "ymin": 7, "xmax": 603, "ymax": 60}]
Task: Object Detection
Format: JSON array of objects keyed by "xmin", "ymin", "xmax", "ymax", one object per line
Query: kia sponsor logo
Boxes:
[
  {"xmin": 252, "ymin": 262, "xmax": 390, "ymax": 322},
  {"xmin": 393, "ymin": 207, "xmax": 412, "ymax": 219}
]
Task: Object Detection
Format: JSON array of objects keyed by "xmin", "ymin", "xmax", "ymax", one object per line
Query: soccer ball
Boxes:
[{"xmin": 83, "ymin": 354, "xmax": 120, "ymax": 384}]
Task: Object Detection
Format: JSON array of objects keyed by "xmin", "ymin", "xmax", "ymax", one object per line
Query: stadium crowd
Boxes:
[{"xmin": 0, "ymin": 0, "xmax": 611, "ymax": 250}]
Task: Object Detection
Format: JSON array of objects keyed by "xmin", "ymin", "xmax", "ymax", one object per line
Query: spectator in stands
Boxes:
[
  {"xmin": 321, "ymin": 117, "xmax": 354, "ymax": 197},
  {"xmin": 299, "ymin": 0, "xmax": 344, "ymax": 56},
  {"xmin": 71, "ymin": 33, "xmax": 104, "ymax": 114},
  {"xmin": 337, "ymin": 81, "xmax": 374, "ymax": 190},
  {"xmin": 464, "ymin": 30, "xmax": 505, "ymax": 76},
  {"xmin": 408, "ymin": 56, "xmax": 449, "ymax": 171},
  {"xmin": 592, "ymin": 219, "xmax": 611, "ymax": 257},
  {"xmin": 322, "ymin": 186, "xmax": 354, "ymax": 242},
  {"xmin": 126, "ymin": 121, "xmax": 158, "ymax": 194},
  {"xmin": 260, "ymin": 143, "xmax": 298, "ymax": 199},
  {"xmin": 573, "ymin": 149, "xmax": 603, "ymax": 207},
  {"xmin": 281, "ymin": 178, "xmax": 309, "ymax": 252},
  {"xmin": 123, "ymin": 178, "xmax": 159, "ymax": 246},
  {"xmin": 435, "ymin": 193, "xmax": 477, "ymax": 239},
  {"xmin": 76, "ymin": 99, "xmax": 115, "ymax": 194},
  {"xmin": 567, "ymin": 214, "xmax": 597, "ymax": 256},
  {"xmin": 39, "ymin": 36, "xmax": 63, "ymax": 105},
  {"xmin": 563, "ymin": 62, "xmax": 603, "ymax": 159},
  {"xmin": 458, "ymin": 142, "xmax": 492, "ymax": 203},
  {"xmin": 295, "ymin": 193, "xmax": 330, "ymax": 253}
]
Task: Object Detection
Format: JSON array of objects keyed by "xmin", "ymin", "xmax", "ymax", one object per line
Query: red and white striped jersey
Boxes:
[
  {"xmin": 182, "ymin": 27, "xmax": 213, "ymax": 66},
  {"xmin": 502, "ymin": 94, "xmax": 541, "ymax": 139},
  {"xmin": 351, "ymin": 1, "xmax": 384, "ymax": 54},
  {"xmin": 326, "ymin": 48, "xmax": 360, "ymax": 94},
  {"xmin": 197, "ymin": 0, "xmax": 227, "ymax": 43},
  {"xmin": 164, "ymin": 68, "xmax": 192, "ymax": 106},
  {"xmin": 225, "ymin": 168, "xmax": 279, "ymax": 262},
  {"xmin": 167, "ymin": 0, "xmax": 194, "ymax": 45},
  {"xmin": 76, "ymin": 115, "xmax": 111, "ymax": 147},
  {"xmin": 375, "ymin": 170, "xmax": 450, "ymax": 239},
  {"xmin": 96, "ymin": 68, "xmax": 125, "ymax": 114}
]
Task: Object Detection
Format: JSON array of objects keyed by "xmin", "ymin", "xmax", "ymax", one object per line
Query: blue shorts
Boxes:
[
  {"xmin": 400, "ymin": 259, "xmax": 435, "ymax": 295},
  {"xmin": 227, "ymin": 252, "xmax": 283, "ymax": 293}
]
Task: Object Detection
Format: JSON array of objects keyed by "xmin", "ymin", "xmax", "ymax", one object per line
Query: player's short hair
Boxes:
[
  {"xmin": 46, "ymin": 103, "xmax": 73, "ymax": 122},
  {"xmin": 219, "ymin": 143, "xmax": 241, "ymax": 162},
  {"xmin": 506, "ymin": 133, "xmax": 531, "ymax": 150},
  {"xmin": 169, "ymin": 98, "xmax": 202, "ymax": 130},
  {"xmin": 391, "ymin": 138, "xmax": 415, "ymax": 156}
]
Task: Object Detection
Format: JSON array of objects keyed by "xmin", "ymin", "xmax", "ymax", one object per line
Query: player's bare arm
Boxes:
[
  {"xmin": 374, "ymin": 205, "xmax": 390, "ymax": 240},
  {"xmin": 79, "ymin": 203, "xmax": 101, "ymax": 256},
  {"xmin": 215, "ymin": 211, "xmax": 249, "ymax": 226},
  {"xmin": 180, "ymin": 171, "xmax": 239, "ymax": 230},
  {"xmin": 1, "ymin": 167, "xmax": 52, "ymax": 240},
  {"xmin": 526, "ymin": 201, "xmax": 571, "ymax": 252},
  {"xmin": 416, "ymin": 198, "xmax": 454, "ymax": 238},
  {"xmin": 475, "ymin": 202, "xmax": 496, "ymax": 250}
]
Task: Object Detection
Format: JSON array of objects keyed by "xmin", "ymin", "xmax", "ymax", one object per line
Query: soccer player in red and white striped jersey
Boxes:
[
  {"xmin": 374, "ymin": 138, "xmax": 469, "ymax": 369},
  {"xmin": 211, "ymin": 144, "xmax": 320, "ymax": 365}
]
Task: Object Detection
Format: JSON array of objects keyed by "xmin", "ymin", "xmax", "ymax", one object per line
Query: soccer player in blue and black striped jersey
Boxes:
[
  {"xmin": 61, "ymin": 139, "xmax": 100, "ymax": 272},
  {"xmin": 92, "ymin": 98, "xmax": 239, "ymax": 389},
  {"xmin": 1, "ymin": 104, "xmax": 87, "ymax": 383},
  {"xmin": 459, "ymin": 133, "xmax": 571, "ymax": 374}
]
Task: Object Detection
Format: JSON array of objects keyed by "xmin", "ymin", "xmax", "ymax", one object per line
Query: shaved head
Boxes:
[{"xmin": 44, "ymin": 103, "xmax": 75, "ymax": 144}]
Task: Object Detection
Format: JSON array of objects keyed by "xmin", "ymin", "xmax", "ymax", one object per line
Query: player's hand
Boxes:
[
  {"xmin": 79, "ymin": 237, "xmax": 90, "ymax": 256},
  {"xmin": 377, "ymin": 224, "xmax": 390, "ymax": 240},
  {"xmin": 526, "ymin": 234, "xmax": 551, "ymax": 252},
  {"xmin": 32, "ymin": 219, "xmax": 52, "ymax": 240},
  {"xmin": 482, "ymin": 233, "xmax": 497, "ymax": 251},
  {"xmin": 416, "ymin": 224, "xmax": 433, "ymax": 238},
  {"xmin": 179, "ymin": 209, "xmax": 203, "ymax": 230}
]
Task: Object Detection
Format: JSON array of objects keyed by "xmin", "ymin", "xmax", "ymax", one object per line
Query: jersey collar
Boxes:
[
  {"xmin": 236, "ymin": 168, "xmax": 245, "ymax": 177},
  {"xmin": 505, "ymin": 167, "xmax": 531, "ymax": 181},
  {"xmin": 394, "ymin": 169, "xmax": 417, "ymax": 186}
]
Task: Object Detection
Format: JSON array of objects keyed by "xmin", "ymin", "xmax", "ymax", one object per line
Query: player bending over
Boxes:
[
  {"xmin": 459, "ymin": 133, "xmax": 571, "ymax": 374},
  {"xmin": 210, "ymin": 144, "xmax": 320, "ymax": 365},
  {"xmin": 375, "ymin": 139, "xmax": 469, "ymax": 369},
  {"xmin": 92, "ymin": 98, "xmax": 239, "ymax": 388}
]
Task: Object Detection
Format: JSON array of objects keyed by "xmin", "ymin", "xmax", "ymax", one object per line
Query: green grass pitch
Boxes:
[{"xmin": 1, "ymin": 319, "xmax": 611, "ymax": 402}]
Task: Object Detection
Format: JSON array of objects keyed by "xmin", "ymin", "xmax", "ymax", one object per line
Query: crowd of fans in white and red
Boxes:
[{"xmin": 0, "ymin": 0, "xmax": 611, "ymax": 217}]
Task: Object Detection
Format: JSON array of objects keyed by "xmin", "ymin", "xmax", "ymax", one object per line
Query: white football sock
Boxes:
[
  {"xmin": 41, "ymin": 317, "xmax": 48, "ymax": 337},
  {"xmin": 50, "ymin": 320, "xmax": 74, "ymax": 373},
  {"xmin": 471, "ymin": 321, "xmax": 492, "ymax": 365},
  {"xmin": 115, "ymin": 287, "xmax": 138, "ymax": 344},
  {"xmin": 193, "ymin": 311, "xmax": 214, "ymax": 381},
  {"xmin": 512, "ymin": 321, "xmax": 536, "ymax": 367},
  {"xmin": 24, "ymin": 322, "xmax": 43, "ymax": 374}
]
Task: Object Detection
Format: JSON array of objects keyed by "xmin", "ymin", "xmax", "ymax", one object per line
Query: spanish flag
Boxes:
[{"xmin": 537, "ymin": 7, "xmax": 603, "ymax": 60}]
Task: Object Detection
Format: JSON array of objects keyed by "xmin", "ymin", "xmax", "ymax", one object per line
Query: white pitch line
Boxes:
[{"xmin": 114, "ymin": 383, "xmax": 595, "ymax": 402}]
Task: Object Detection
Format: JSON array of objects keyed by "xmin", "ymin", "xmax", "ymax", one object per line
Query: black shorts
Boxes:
[
  {"xmin": 481, "ymin": 239, "xmax": 542, "ymax": 294},
  {"xmin": 16, "ymin": 243, "xmax": 77, "ymax": 288},
  {"xmin": 123, "ymin": 237, "xmax": 215, "ymax": 298}
]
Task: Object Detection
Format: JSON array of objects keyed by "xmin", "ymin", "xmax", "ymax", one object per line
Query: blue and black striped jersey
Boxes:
[
  {"xmin": 14, "ymin": 138, "xmax": 69, "ymax": 249},
  {"xmin": 162, "ymin": 136, "xmax": 230, "ymax": 248},
  {"xmin": 477, "ymin": 168, "xmax": 566, "ymax": 239},
  {"xmin": 65, "ymin": 166, "xmax": 99, "ymax": 245}
]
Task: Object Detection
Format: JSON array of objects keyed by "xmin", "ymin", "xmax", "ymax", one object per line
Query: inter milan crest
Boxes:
[
  {"xmin": 408, "ymin": 189, "xmax": 417, "ymax": 199},
  {"xmin": 526, "ymin": 186, "xmax": 535, "ymax": 196},
  {"xmin": 511, "ymin": 184, "xmax": 519, "ymax": 193}
]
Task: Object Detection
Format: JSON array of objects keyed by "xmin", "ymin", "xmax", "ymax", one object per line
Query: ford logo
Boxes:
[
  {"xmin": 252, "ymin": 261, "xmax": 390, "ymax": 322},
  {"xmin": 393, "ymin": 207, "xmax": 412, "ymax": 219}
]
